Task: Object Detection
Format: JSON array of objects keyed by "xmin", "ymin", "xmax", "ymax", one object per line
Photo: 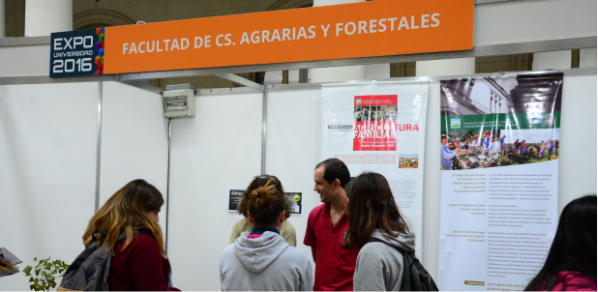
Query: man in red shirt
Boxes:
[{"xmin": 304, "ymin": 158, "xmax": 359, "ymax": 291}]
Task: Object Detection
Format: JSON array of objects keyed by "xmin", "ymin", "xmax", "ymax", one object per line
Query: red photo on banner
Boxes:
[{"xmin": 353, "ymin": 95, "xmax": 398, "ymax": 151}]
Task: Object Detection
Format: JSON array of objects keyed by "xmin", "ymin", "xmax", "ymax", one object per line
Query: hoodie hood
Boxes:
[
  {"xmin": 233, "ymin": 231, "xmax": 289, "ymax": 273},
  {"xmin": 370, "ymin": 228, "xmax": 415, "ymax": 252}
]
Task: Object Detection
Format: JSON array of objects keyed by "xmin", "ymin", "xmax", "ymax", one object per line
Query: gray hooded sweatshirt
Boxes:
[
  {"xmin": 219, "ymin": 231, "xmax": 313, "ymax": 291},
  {"xmin": 353, "ymin": 229, "xmax": 416, "ymax": 291}
]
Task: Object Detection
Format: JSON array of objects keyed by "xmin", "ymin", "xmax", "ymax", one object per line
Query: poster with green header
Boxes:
[{"xmin": 437, "ymin": 73, "xmax": 562, "ymax": 291}]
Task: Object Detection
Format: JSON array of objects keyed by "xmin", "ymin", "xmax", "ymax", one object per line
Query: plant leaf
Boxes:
[
  {"xmin": 33, "ymin": 257, "xmax": 37, "ymax": 261},
  {"xmin": 30, "ymin": 284, "xmax": 34, "ymax": 290},
  {"xmin": 35, "ymin": 269, "xmax": 39, "ymax": 276},
  {"xmin": 29, "ymin": 276, "xmax": 34, "ymax": 283}
]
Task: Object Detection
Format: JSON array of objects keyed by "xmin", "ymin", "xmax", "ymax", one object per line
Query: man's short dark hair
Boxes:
[{"xmin": 315, "ymin": 158, "xmax": 351, "ymax": 188}]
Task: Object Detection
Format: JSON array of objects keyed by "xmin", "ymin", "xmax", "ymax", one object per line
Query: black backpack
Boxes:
[
  {"xmin": 369, "ymin": 238, "xmax": 439, "ymax": 291},
  {"xmin": 60, "ymin": 228, "xmax": 151, "ymax": 291}
]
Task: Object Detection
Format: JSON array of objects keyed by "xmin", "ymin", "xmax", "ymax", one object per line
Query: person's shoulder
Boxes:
[
  {"xmin": 132, "ymin": 232, "xmax": 158, "ymax": 246},
  {"xmin": 360, "ymin": 240, "xmax": 402, "ymax": 259},
  {"xmin": 219, "ymin": 244, "xmax": 237, "ymax": 266},
  {"xmin": 281, "ymin": 220, "xmax": 296, "ymax": 231},
  {"xmin": 280, "ymin": 246, "xmax": 311, "ymax": 264},
  {"xmin": 233, "ymin": 217, "xmax": 246, "ymax": 227},
  {"xmin": 361, "ymin": 240, "xmax": 391, "ymax": 254},
  {"xmin": 309, "ymin": 203, "xmax": 326, "ymax": 216},
  {"xmin": 220, "ymin": 243, "xmax": 235, "ymax": 258},
  {"xmin": 233, "ymin": 217, "xmax": 251, "ymax": 230}
]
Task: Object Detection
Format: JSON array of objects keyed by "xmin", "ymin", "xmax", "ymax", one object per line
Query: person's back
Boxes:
[
  {"xmin": 220, "ymin": 181, "xmax": 313, "ymax": 291},
  {"xmin": 345, "ymin": 172, "xmax": 421, "ymax": 291},
  {"xmin": 550, "ymin": 271, "xmax": 596, "ymax": 291},
  {"xmin": 109, "ymin": 230, "xmax": 173, "ymax": 291},
  {"xmin": 354, "ymin": 229, "xmax": 415, "ymax": 291},
  {"xmin": 220, "ymin": 231, "xmax": 312, "ymax": 291}
]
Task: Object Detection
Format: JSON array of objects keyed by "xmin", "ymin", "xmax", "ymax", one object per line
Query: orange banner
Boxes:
[{"xmin": 104, "ymin": 0, "xmax": 473, "ymax": 74}]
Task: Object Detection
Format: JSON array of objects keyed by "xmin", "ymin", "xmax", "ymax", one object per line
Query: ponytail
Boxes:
[{"xmin": 247, "ymin": 184, "xmax": 286, "ymax": 227}]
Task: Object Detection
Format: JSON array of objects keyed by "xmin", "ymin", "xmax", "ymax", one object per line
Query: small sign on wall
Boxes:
[
  {"xmin": 50, "ymin": 28, "xmax": 105, "ymax": 78},
  {"xmin": 228, "ymin": 189, "xmax": 244, "ymax": 212},
  {"xmin": 228, "ymin": 189, "xmax": 303, "ymax": 215},
  {"xmin": 285, "ymin": 192, "xmax": 303, "ymax": 216}
]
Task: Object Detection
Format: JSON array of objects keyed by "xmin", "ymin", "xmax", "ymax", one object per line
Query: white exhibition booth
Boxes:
[{"xmin": 1, "ymin": 0, "xmax": 596, "ymax": 290}]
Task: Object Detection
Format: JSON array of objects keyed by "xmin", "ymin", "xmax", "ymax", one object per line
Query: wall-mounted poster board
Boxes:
[
  {"xmin": 321, "ymin": 81, "xmax": 429, "ymax": 257},
  {"xmin": 437, "ymin": 73, "xmax": 562, "ymax": 290}
]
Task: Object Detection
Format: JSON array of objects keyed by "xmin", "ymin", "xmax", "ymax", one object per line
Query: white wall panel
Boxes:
[
  {"xmin": 0, "ymin": 83, "xmax": 98, "ymax": 290},
  {"xmin": 558, "ymin": 74, "xmax": 597, "ymax": 211},
  {"xmin": 167, "ymin": 92, "xmax": 263, "ymax": 291},
  {"xmin": 99, "ymin": 81, "xmax": 169, "ymax": 233},
  {"xmin": 265, "ymin": 89, "xmax": 321, "ymax": 267}
]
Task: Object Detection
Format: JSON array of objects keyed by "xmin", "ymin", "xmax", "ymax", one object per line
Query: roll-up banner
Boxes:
[
  {"xmin": 321, "ymin": 81, "xmax": 429, "ymax": 256},
  {"xmin": 437, "ymin": 73, "xmax": 563, "ymax": 291}
]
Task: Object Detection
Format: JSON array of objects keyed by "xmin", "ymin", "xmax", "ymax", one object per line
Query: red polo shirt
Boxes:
[{"xmin": 304, "ymin": 203, "xmax": 360, "ymax": 291}]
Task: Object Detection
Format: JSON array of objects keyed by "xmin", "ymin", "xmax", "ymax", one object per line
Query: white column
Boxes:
[
  {"xmin": 25, "ymin": 0, "xmax": 72, "ymax": 37},
  {"xmin": 532, "ymin": 50, "xmax": 572, "ymax": 71},
  {"xmin": 365, "ymin": 63, "xmax": 390, "ymax": 80},
  {"xmin": 0, "ymin": 0, "xmax": 5, "ymax": 38},
  {"xmin": 416, "ymin": 58, "xmax": 475, "ymax": 77},
  {"xmin": 311, "ymin": 0, "xmax": 367, "ymax": 83},
  {"xmin": 579, "ymin": 48, "xmax": 597, "ymax": 68},
  {"xmin": 264, "ymin": 71, "xmax": 283, "ymax": 84}
]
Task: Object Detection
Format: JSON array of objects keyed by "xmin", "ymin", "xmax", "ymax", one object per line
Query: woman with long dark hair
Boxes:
[
  {"xmin": 525, "ymin": 195, "xmax": 596, "ymax": 291},
  {"xmin": 344, "ymin": 172, "xmax": 414, "ymax": 291}
]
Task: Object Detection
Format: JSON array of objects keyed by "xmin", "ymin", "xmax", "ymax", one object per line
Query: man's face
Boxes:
[
  {"xmin": 441, "ymin": 138, "xmax": 448, "ymax": 145},
  {"xmin": 313, "ymin": 166, "xmax": 335, "ymax": 203},
  {"xmin": 492, "ymin": 138, "xmax": 496, "ymax": 142}
]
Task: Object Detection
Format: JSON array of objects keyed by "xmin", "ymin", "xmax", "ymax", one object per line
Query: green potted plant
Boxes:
[{"xmin": 23, "ymin": 257, "xmax": 69, "ymax": 291}]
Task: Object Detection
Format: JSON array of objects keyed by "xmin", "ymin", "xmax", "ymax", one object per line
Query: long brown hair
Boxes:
[
  {"xmin": 238, "ymin": 174, "xmax": 290, "ymax": 219},
  {"xmin": 524, "ymin": 195, "xmax": 596, "ymax": 291},
  {"xmin": 247, "ymin": 184, "xmax": 287, "ymax": 227},
  {"xmin": 345, "ymin": 172, "xmax": 410, "ymax": 249},
  {"xmin": 82, "ymin": 179, "xmax": 166, "ymax": 258}
]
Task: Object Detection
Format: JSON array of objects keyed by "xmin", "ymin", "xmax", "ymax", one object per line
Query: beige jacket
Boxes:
[{"xmin": 229, "ymin": 217, "xmax": 297, "ymax": 246}]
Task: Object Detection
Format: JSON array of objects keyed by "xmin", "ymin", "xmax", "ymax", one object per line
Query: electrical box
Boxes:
[{"xmin": 162, "ymin": 88, "xmax": 195, "ymax": 118}]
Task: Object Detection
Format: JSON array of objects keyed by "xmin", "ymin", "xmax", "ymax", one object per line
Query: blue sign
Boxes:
[{"xmin": 50, "ymin": 28, "xmax": 105, "ymax": 78}]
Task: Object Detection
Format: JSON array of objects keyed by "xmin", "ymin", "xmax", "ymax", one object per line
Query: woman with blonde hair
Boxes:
[{"xmin": 61, "ymin": 179, "xmax": 179, "ymax": 291}]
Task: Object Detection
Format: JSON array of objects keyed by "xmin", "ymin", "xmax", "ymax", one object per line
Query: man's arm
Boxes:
[
  {"xmin": 441, "ymin": 146, "xmax": 457, "ymax": 160},
  {"xmin": 311, "ymin": 246, "xmax": 317, "ymax": 262}
]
